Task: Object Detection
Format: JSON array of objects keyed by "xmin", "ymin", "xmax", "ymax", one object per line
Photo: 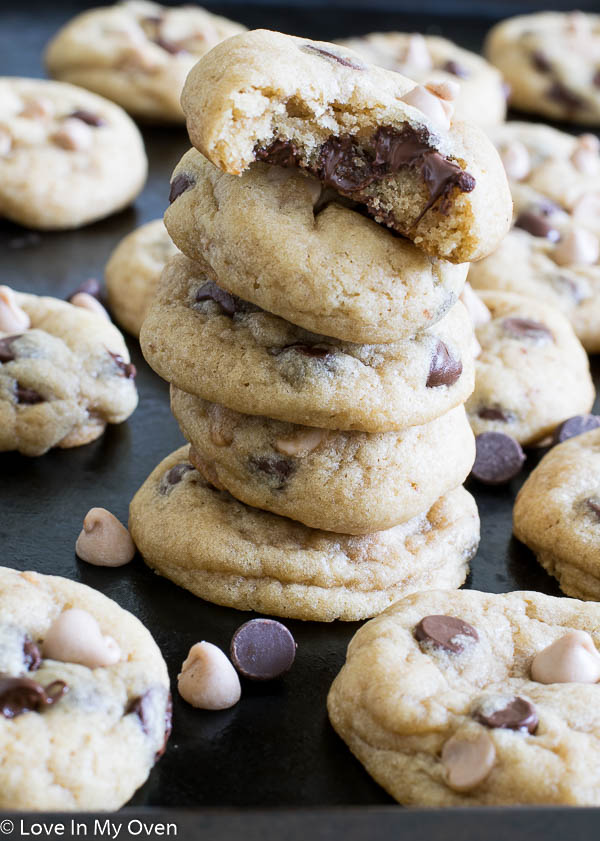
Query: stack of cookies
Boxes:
[{"xmin": 130, "ymin": 30, "xmax": 512, "ymax": 622}]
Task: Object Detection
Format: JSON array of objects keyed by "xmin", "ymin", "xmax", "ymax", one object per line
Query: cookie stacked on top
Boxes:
[{"xmin": 131, "ymin": 30, "xmax": 512, "ymax": 622}]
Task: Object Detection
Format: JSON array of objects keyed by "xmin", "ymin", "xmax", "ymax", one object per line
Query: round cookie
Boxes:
[
  {"xmin": 0, "ymin": 289, "xmax": 138, "ymax": 456},
  {"xmin": 328, "ymin": 588, "xmax": 600, "ymax": 806},
  {"xmin": 140, "ymin": 254, "xmax": 475, "ymax": 433},
  {"xmin": 0, "ymin": 77, "xmax": 147, "ymax": 230},
  {"xmin": 514, "ymin": 429, "xmax": 600, "ymax": 601},
  {"xmin": 45, "ymin": 0, "xmax": 246, "ymax": 122},
  {"xmin": 336, "ymin": 33, "xmax": 506, "ymax": 128},
  {"xmin": 164, "ymin": 152, "xmax": 469, "ymax": 343},
  {"xmin": 485, "ymin": 12, "xmax": 600, "ymax": 124},
  {"xmin": 181, "ymin": 30, "xmax": 512, "ymax": 264},
  {"xmin": 129, "ymin": 447, "xmax": 480, "ymax": 622},
  {"xmin": 106, "ymin": 219, "xmax": 180, "ymax": 336},
  {"xmin": 0, "ymin": 566, "xmax": 170, "ymax": 810},
  {"xmin": 172, "ymin": 390, "xmax": 475, "ymax": 534},
  {"xmin": 466, "ymin": 290, "xmax": 594, "ymax": 445}
]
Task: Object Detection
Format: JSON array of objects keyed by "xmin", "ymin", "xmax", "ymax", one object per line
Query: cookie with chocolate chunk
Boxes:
[
  {"xmin": 466, "ymin": 290, "xmax": 594, "ymax": 445},
  {"xmin": 45, "ymin": 0, "xmax": 245, "ymax": 122},
  {"xmin": 514, "ymin": 428, "xmax": 600, "ymax": 600},
  {"xmin": 0, "ymin": 566, "xmax": 170, "ymax": 810},
  {"xmin": 328, "ymin": 588, "xmax": 600, "ymax": 805},
  {"xmin": 106, "ymin": 219, "xmax": 180, "ymax": 337},
  {"xmin": 180, "ymin": 30, "xmax": 511, "ymax": 263},
  {"xmin": 336, "ymin": 33, "xmax": 506, "ymax": 128},
  {"xmin": 171, "ymin": 391, "xmax": 475, "ymax": 534},
  {"xmin": 0, "ymin": 288, "xmax": 138, "ymax": 456},
  {"xmin": 129, "ymin": 447, "xmax": 479, "ymax": 622},
  {"xmin": 165, "ymin": 152, "xmax": 469, "ymax": 343},
  {"xmin": 485, "ymin": 12, "xmax": 600, "ymax": 124},
  {"xmin": 0, "ymin": 77, "xmax": 146, "ymax": 229},
  {"xmin": 140, "ymin": 254, "xmax": 475, "ymax": 432}
]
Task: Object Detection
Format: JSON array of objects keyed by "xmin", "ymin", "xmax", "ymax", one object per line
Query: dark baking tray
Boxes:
[{"xmin": 1, "ymin": 3, "xmax": 599, "ymax": 838}]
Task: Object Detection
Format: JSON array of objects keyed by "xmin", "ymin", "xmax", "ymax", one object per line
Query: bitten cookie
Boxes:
[
  {"xmin": 0, "ymin": 566, "xmax": 170, "ymax": 810},
  {"xmin": 172, "ymin": 390, "xmax": 475, "ymax": 534},
  {"xmin": 180, "ymin": 30, "xmax": 512, "ymax": 263},
  {"xmin": 514, "ymin": 429, "xmax": 600, "ymax": 600},
  {"xmin": 328, "ymin": 588, "xmax": 600, "ymax": 805},
  {"xmin": 140, "ymin": 255, "xmax": 475, "ymax": 432},
  {"xmin": 336, "ymin": 33, "xmax": 506, "ymax": 128},
  {"xmin": 165, "ymin": 152, "xmax": 469, "ymax": 343},
  {"xmin": 0, "ymin": 288, "xmax": 138, "ymax": 456},
  {"xmin": 485, "ymin": 12, "xmax": 600, "ymax": 124},
  {"xmin": 129, "ymin": 447, "xmax": 480, "ymax": 622},
  {"xmin": 45, "ymin": 0, "xmax": 245, "ymax": 122},
  {"xmin": 466, "ymin": 290, "xmax": 594, "ymax": 445},
  {"xmin": 106, "ymin": 219, "xmax": 180, "ymax": 336},
  {"xmin": 0, "ymin": 77, "xmax": 147, "ymax": 229}
]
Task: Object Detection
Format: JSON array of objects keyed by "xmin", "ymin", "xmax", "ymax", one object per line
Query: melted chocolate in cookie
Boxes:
[
  {"xmin": 0, "ymin": 335, "xmax": 20, "ymax": 363},
  {"xmin": 415, "ymin": 615, "xmax": 478, "ymax": 653},
  {"xmin": 531, "ymin": 50, "xmax": 552, "ymax": 72},
  {"xmin": 514, "ymin": 211, "xmax": 560, "ymax": 241},
  {"xmin": 15, "ymin": 385, "xmax": 44, "ymax": 405},
  {"xmin": 23, "ymin": 637, "xmax": 41, "ymax": 672},
  {"xmin": 547, "ymin": 81, "xmax": 585, "ymax": 111},
  {"xmin": 169, "ymin": 173, "xmax": 195, "ymax": 204},
  {"xmin": 161, "ymin": 462, "xmax": 194, "ymax": 493},
  {"xmin": 426, "ymin": 340, "xmax": 462, "ymax": 388},
  {"xmin": 108, "ymin": 350, "xmax": 137, "ymax": 379},
  {"xmin": 502, "ymin": 317, "xmax": 553, "ymax": 342},
  {"xmin": 301, "ymin": 44, "xmax": 366, "ymax": 70},
  {"xmin": 126, "ymin": 689, "xmax": 172, "ymax": 759},
  {"xmin": 478, "ymin": 407, "xmax": 515, "ymax": 423},
  {"xmin": 0, "ymin": 676, "xmax": 67, "ymax": 719},
  {"xmin": 249, "ymin": 456, "xmax": 296, "ymax": 489},
  {"xmin": 70, "ymin": 109, "xmax": 105, "ymax": 127},
  {"xmin": 442, "ymin": 59, "xmax": 470, "ymax": 78},
  {"xmin": 474, "ymin": 696, "xmax": 538, "ymax": 733}
]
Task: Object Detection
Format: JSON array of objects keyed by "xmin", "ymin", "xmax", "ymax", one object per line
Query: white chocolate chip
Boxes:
[
  {"xmin": 401, "ymin": 85, "xmax": 450, "ymax": 129},
  {"xmin": 43, "ymin": 608, "xmax": 121, "ymax": 668},
  {"xmin": 572, "ymin": 192, "xmax": 600, "ymax": 222},
  {"xmin": 20, "ymin": 97, "xmax": 53, "ymax": 119},
  {"xmin": 0, "ymin": 128, "xmax": 12, "ymax": 156},
  {"xmin": 75, "ymin": 507, "xmax": 136, "ymax": 567},
  {"xmin": 566, "ymin": 10, "xmax": 591, "ymax": 37},
  {"xmin": 553, "ymin": 228, "xmax": 599, "ymax": 266},
  {"xmin": 0, "ymin": 285, "xmax": 30, "ymax": 332},
  {"xmin": 402, "ymin": 34, "xmax": 432, "ymax": 71},
  {"xmin": 52, "ymin": 118, "xmax": 93, "ymax": 151},
  {"xmin": 70, "ymin": 292, "xmax": 111, "ymax": 320},
  {"xmin": 460, "ymin": 282, "xmax": 491, "ymax": 328},
  {"xmin": 578, "ymin": 133, "xmax": 600, "ymax": 153},
  {"xmin": 441, "ymin": 730, "xmax": 496, "ymax": 792},
  {"xmin": 571, "ymin": 147, "xmax": 599, "ymax": 175},
  {"xmin": 425, "ymin": 80, "xmax": 460, "ymax": 102},
  {"xmin": 531, "ymin": 630, "xmax": 600, "ymax": 684},
  {"xmin": 275, "ymin": 426, "xmax": 327, "ymax": 457},
  {"xmin": 499, "ymin": 140, "xmax": 531, "ymax": 181},
  {"xmin": 178, "ymin": 642, "xmax": 241, "ymax": 710}
]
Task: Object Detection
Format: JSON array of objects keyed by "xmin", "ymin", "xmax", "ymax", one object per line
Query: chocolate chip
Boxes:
[
  {"xmin": 70, "ymin": 109, "xmax": 105, "ymax": 127},
  {"xmin": 502, "ymin": 317, "xmax": 553, "ymax": 342},
  {"xmin": 301, "ymin": 44, "xmax": 365, "ymax": 70},
  {"xmin": 471, "ymin": 431, "xmax": 525, "ymax": 485},
  {"xmin": 531, "ymin": 50, "xmax": 552, "ymax": 72},
  {"xmin": 474, "ymin": 696, "xmax": 538, "ymax": 733},
  {"xmin": 478, "ymin": 407, "xmax": 515, "ymax": 423},
  {"xmin": 230, "ymin": 619, "xmax": 296, "ymax": 681},
  {"xmin": 318, "ymin": 136, "xmax": 376, "ymax": 192},
  {"xmin": 108, "ymin": 350, "xmax": 136, "ymax": 379},
  {"xmin": 15, "ymin": 385, "xmax": 44, "ymax": 405},
  {"xmin": 553, "ymin": 414, "xmax": 600, "ymax": 445},
  {"xmin": 249, "ymin": 455, "xmax": 296, "ymax": 489},
  {"xmin": 426, "ymin": 340, "xmax": 462, "ymax": 388},
  {"xmin": 23, "ymin": 637, "xmax": 41, "ymax": 672},
  {"xmin": 442, "ymin": 59, "xmax": 470, "ymax": 78},
  {"xmin": 587, "ymin": 497, "xmax": 600, "ymax": 520},
  {"xmin": 255, "ymin": 139, "xmax": 300, "ymax": 168},
  {"xmin": 414, "ymin": 615, "xmax": 478, "ymax": 653},
  {"xmin": 154, "ymin": 36, "xmax": 186, "ymax": 54},
  {"xmin": 284, "ymin": 343, "xmax": 334, "ymax": 358},
  {"xmin": 126, "ymin": 689, "xmax": 172, "ymax": 759},
  {"xmin": 514, "ymin": 211, "xmax": 560, "ymax": 241},
  {"xmin": 0, "ymin": 676, "xmax": 67, "ymax": 719},
  {"xmin": 67, "ymin": 278, "xmax": 102, "ymax": 302},
  {"xmin": 169, "ymin": 173, "xmax": 195, "ymax": 203},
  {"xmin": 0, "ymin": 335, "xmax": 20, "ymax": 363},
  {"xmin": 195, "ymin": 281, "xmax": 237, "ymax": 316},
  {"xmin": 547, "ymin": 81, "xmax": 584, "ymax": 111},
  {"xmin": 162, "ymin": 462, "xmax": 194, "ymax": 491}
]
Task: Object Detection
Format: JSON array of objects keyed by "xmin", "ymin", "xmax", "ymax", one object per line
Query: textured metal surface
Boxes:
[{"xmin": 1, "ymin": 3, "xmax": 599, "ymax": 834}]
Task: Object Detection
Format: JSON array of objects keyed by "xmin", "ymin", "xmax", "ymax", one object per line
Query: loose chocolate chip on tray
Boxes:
[
  {"xmin": 70, "ymin": 109, "xmax": 105, "ymax": 127},
  {"xmin": 196, "ymin": 281, "xmax": 238, "ymax": 316},
  {"xmin": 0, "ymin": 335, "xmax": 19, "ymax": 362},
  {"xmin": 553, "ymin": 414, "xmax": 600, "ymax": 445},
  {"xmin": 15, "ymin": 384, "xmax": 44, "ymax": 404},
  {"xmin": 471, "ymin": 431, "xmax": 525, "ymax": 485},
  {"xmin": 414, "ymin": 615, "xmax": 478, "ymax": 653},
  {"xmin": 169, "ymin": 173, "xmax": 195, "ymax": 203},
  {"xmin": 23, "ymin": 637, "xmax": 41, "ymax": 672},
  {"xmin": 514, "ymin": 211, "xmax": 560, "ymax": 241},
  {"xmin": 108, "ymin": 350, "xmax": 136, "ymax": 379},
  {"xmin": 0, "ymin": 676, "xmax": 67, "ymax": 719},
  {"xmin": 427, "ymin": 340, "xmax": 462, "ymax": 388},
  {"xmin": 230, "ymin": 619, "xmax": 297, "ymax": 681},
  {"xmin": 478, "ymin": 407, "xmax": 515, "ymax": 423},
  {"xmin": 442, "ymin": 59, "xmax": 470, "ymax": 78},
  {"xmin": 301, "ymin": 43, "xmax": 366, "ymax": 70},
  {"xmin": 474, "ymin": 696, "xmax": 538, "ymax": 733},
  {"xmin": 501, "ymin": 317, "xmax": 553, "ymax": 341}
]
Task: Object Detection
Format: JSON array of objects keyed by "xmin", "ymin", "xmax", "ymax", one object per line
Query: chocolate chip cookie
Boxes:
[
  {"xmin": 336, "ymin": 33, "xmax": 506, "ymax": 128},
  {"xmin": 129, "ymin": 447, "xmax": 480, "ymax": 622},
  {"xmin": 140, "ymin": 254, "xmax": 475, "ymax": 432},
  {"xmin": 171, "ymin": 389, "xmax": 475, "ymax": 534},
  {"xmin": 328, "ymin": 588, "xmax": 600, "ymax": 805},
  {"xmin": 0, "ymin": 288, "xmax": 138, "ymax": 456},
  {"xmin": 180, "ymin": 30, "xmax": 512, "ymax": 263},
  {"xmin": 45, "ymin": 0, "xmax": 245, "ymax": 122},
  {"xmin": 485, "ymin": 12, "xmax": 600, "ymax": 124},
  {"xmin": 0, "ymin": 77, "xmax": 147, "ymax": 229},
  {"xmin": 0, "ymin": 566, "xmax": 170, "ymax": 810},
  {"xmin": 164, "ymin": 152, "xmax": 469, "ymax": 343},
  {"xmin": 106, "ymin": 219, "xmax": 180, "ymax": 336},
  {"xmin": 514, "ymin": 429, "xmax": 600, "ymax": 600},
  {"xmin": 466, "ymin": 290, "xmax": 594, "ymax": 445}
]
